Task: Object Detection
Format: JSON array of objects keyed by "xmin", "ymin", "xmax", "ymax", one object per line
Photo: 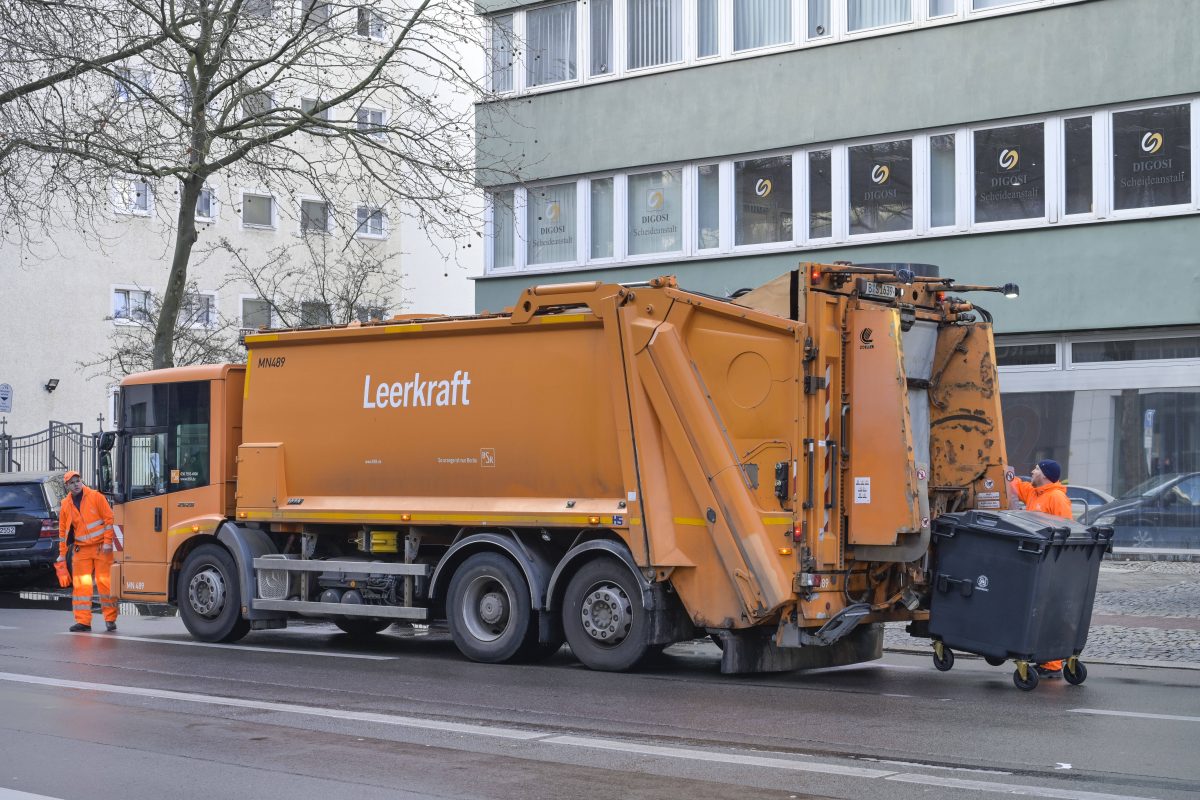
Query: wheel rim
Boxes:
[
  {"xmin": 188, "ymin": 566, "xmax": 227, "ymax": 618},
  {"xmin": 579, "ymin": 581, "xmax": 633, "ymax": 646},
  {"xmin": 461, "ymin": 574, "xmax": 511, "ymax": 642}
]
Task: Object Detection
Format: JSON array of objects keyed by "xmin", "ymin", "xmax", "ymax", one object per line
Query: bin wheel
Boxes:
[
  {"xmin": 1013, "ymin": 666, "xmax": 1040, "ymax": 691},
  {"xmin": 932, "ymin": 645, "xmax": 954, "ymax": 672},
  {"xmin": 984, "ymin": 656, "xmax": 1006, "ymax": 667},
  {"xmin": 1064, "ymin": 659, "xmax": 1088, "ymax": 686}
]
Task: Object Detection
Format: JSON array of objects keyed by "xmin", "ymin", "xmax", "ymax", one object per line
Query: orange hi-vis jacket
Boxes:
[
  {"xmin": 1010, "ymin": 479, "xmax": 1073, "ymax": 520},
  {"xmin": 58, "ymin": 486, "xmax": 115, "ymax": 557}
]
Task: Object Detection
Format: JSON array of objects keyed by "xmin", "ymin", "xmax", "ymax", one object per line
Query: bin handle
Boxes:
[
  {"xmin": 1018, "ymin": 540, "xmax": 1045, "ymax": 554},
  {"xmin": 935, "ymin": 574, "xmax": 974, "ymax": 597}
]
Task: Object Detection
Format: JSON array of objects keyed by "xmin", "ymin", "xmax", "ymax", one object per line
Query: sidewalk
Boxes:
[{"xmin": 885, "ymin": 560, "xmax": 1200, "ymax": 669}]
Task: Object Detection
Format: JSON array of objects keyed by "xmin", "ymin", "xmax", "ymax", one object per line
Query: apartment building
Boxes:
[{"xmin": 474, "ymin": 0, "xmax": 1200, "ymax": 500}]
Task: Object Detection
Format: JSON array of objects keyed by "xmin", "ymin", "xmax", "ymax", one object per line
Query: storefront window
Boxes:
[
  {"xmin": 848, "ymin": 138, "xmax": 912, "ymax": 235},
  {"xmin": 735, "ymin": 156, "xmax": 792, "ymax": 245},
  {"xmin": 491, "ymin": 190, "xmax": 515, "ymax": 268},
  {"xmin": 590, "ymin": 178, "xmax": 614, "ymax": 259},
  {"xmin": 1064, "ymin": 116, "xmax": 1093, "ymax": 215},
  {"xmin": 1112, "ymin": 104, "xmax": 1191, "ymax": 210},
  {"xmin": 697, "ymin": 164, "xmax": 720, "ymax": 250},
  {"xmin": 808, "ymin": 149, "xmax": 832, "ymax": 238},
  {"xmin": 627, "ymin": 169, "xmax": 682, "ymax": 255},
  {"xmin": 930, "ymin": 133, "xmax": 955, "ymax": 228},
  {"xmin": 527, "ymin": 183, "xmax": 577, "ymax": 265},
  {"xmin": 973, "ymin": 122, "xmax": 1044, "ymax": 223}
]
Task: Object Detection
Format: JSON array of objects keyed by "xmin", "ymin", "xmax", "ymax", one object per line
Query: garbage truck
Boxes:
[{"xmin": 99, "ymin": 262, "xmax": 1108, "ymax": 685}]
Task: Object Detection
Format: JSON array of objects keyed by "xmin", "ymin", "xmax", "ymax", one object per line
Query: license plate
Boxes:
[
  {"xmin": 861, "ymin": 280, "xmax": 898, "ymax": 299},
  {"xmin": 0, "ymin": 525, "xmax": 15, "ymax": 537}
]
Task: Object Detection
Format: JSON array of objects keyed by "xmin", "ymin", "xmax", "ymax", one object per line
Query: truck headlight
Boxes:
[{"xmin": 1095, "ymin": 515, "xmax": 1116, "ymax": 526}]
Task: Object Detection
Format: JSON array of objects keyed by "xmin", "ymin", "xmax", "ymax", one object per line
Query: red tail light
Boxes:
[{"xmin": 40, "ymin": 518, "xmax": 58, "ymax": 538}]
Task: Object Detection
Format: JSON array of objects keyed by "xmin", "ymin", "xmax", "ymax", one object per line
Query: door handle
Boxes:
[{"xmin": 154, "ymin": 507, "xmax": 162, "ymax": 532}]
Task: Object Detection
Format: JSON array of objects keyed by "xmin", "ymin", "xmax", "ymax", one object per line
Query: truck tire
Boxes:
[
  {"xmin": 178, "ymin": 544, "xmax": 251, "ymax": 643},
  {"xmin": 334, "ymin": 618, "xmax": 390, "ymax": 638},
  {"xmin": 562, "ymin": 557, "xmax": 651, "ymax": 671},
  {"xmin": 446, "ymin": 552, "xmax": 537, "ymax": 663}
]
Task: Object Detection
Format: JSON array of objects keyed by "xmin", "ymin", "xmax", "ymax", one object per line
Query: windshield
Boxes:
[
  {"xmin": 1119, "ymin": 473, "xmax": 1183, "ymax": 499},
  {"xmin": 0, "ymin": 483, "xmax": 49, "ymax": 516}
]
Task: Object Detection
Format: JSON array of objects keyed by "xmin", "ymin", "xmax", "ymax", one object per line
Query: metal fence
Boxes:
[{"xmin": 0, "ymin": 421, "xmax": 101, "ymax": 484}]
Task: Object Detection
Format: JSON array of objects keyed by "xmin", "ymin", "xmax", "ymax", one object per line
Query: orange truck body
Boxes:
[{"xmin": 110, "ymin": 263, "xmax": 1013, "ymax": 673}]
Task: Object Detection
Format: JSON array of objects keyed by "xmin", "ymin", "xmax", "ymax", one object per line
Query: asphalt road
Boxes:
[{"xmin": 0, "ymin": 597, "xmax": 1197, "ymax": 800}]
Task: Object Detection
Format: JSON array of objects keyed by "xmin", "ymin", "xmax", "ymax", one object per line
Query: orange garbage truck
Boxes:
[{"xmin": 99, "ymin": 262, "xmax": 1097, "ymax": 679}]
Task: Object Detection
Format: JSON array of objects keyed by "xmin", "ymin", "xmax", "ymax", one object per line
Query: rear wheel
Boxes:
[
  {"xmin": 1013, "ymin": 665, "xmax": 1040, "ymax": 691},
  {"xmin": 562, "ymin": 558, "xmax": 651, "ymax": 672},
  {"xmin": 932, "ymin": 644, "xmax": 954, "ymax": 672},
  {"xmin": 446, "ymin": 552, "xmax": 537, "ymax": 663},
  {"xmin": 335, "ymin": 618, "xmax": 390, "ymax": 638},
  {"xmin": 178, "ymin": 544, "xmax": 250, "ymax": 643}
]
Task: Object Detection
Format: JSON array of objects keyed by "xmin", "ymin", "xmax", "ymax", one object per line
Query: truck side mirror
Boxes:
[
  {"xmin": 98, "ymin": 451, "xmax": 114, "ymax": 495},
  {"xmin": 99, "ymin": 431, "xmax": 117, "ymax": 451}
]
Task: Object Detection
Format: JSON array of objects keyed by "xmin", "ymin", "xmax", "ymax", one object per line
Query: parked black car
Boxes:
[
  {"xmin": 1082, "ymin": 472, "xmax": 1200, "ymax": 550},
  {"xmin": 0, "ymin": 471, "xmax": 67, "ymax": 588}
]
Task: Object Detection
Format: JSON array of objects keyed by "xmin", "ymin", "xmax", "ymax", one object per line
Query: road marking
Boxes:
[
  {"xmin": 885, "ymin": 773, "xmax": 1159, "ymax": 800},
  {"xmin": 0, "ymin": 789, "xmax": 66, "ymax": 799},
  {"xmin": 58, "ymin": 633, "xmax": 395, "ymax": 661},
  {"xmin": 1070, "ymin": 708, "xmax": 1200, "ymax": 723},
  {"xmin": 543, "ymin": 735, "xmax": 896, "ymax": 778},
  {"xmin": 0, "ymin": 625, "xmax": 19, "ymax": 630},
  {"xmin": 0, "ymin": 672, "xmax": 539, "ymax": 740}
]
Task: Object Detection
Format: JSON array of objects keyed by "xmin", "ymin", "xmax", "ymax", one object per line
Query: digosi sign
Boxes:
[{"xmin": 363, "ymin": 371, "xmax": 472, "ymax": 409}]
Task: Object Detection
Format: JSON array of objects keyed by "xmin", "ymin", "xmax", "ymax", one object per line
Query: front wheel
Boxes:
[
  {"xmin": 562, "ymin": 558, "xmax": 651, "ymax": 672},
  {"xmin": 178, "ymin": 544, "xmax": 250, "ymax": 643},
  {"xmin": 446, "ymin": 552, "xmax": 537, "ymax": 663},
  {"xmin": 1064, "ymin": 658, "xmax": 1088, "ymax": 686}
]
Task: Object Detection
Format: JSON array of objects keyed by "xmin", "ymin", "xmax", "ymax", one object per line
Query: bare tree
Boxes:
[{"xmin": 3, "ymin": 0, "xmax": 490, "ymax": 368}]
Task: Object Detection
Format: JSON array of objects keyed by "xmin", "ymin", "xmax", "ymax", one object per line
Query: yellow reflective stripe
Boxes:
[{"xmin": 673, "ymin": 517, "xmax": 707, "ymax": 527}]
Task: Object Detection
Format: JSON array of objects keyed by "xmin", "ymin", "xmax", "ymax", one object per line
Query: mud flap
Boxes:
[{"xmin": 715, "ymin": 622, "xmax": 883, "ymax": 674}]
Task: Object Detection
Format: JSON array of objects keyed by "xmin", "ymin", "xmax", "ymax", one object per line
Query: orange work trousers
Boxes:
[{"xmin": 71, "ymin": 548, "xmax": 118, "ymax": 626}]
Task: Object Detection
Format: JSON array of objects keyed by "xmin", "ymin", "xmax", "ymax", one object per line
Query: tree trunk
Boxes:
[{"xmin": 152, "ymin": 177, "xmax": 203, "ymax": 369}]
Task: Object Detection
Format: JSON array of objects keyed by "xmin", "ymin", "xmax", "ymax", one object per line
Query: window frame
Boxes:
[
  {"xmin": 355, "ymin": 105, "xmax": 387, "ymax": 139},
  {"xmin": 111, "ymin": 285, "xmax": 154, "ymax": 326},
  {"xmin": 354, "ymin": 205, "xmax": 389, "ymax": 239},
  {"xmin": 182, "ymin": 290, "xmax": 219, "ymax": 329},
  {"xmin": 1105, "ymin": 98, "xmax": 1197, "ymax": 222},
  {"xmin": 111, "ymin": 176, "xmax": 153, "ymax": 216},
  {"xmin": 193, "ymin": 183, "xmax": 219, "ymax": 222},
  {"xmin": 239, "ymin": 294, "xmax": 276, "ymax": 333},
  {"xmin": 298, "ymin": 195, "xmax": 333, "ymax": 235},
  {"xmin": 240, "ymin": 190, "xmax": 278, "ymax": 230}
]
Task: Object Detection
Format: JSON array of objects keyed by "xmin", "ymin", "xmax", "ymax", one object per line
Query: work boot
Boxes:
[
  {"xmin": 69, "ymin": 623, "xmax": 91, "ymax": 633},
  {"xmin": 105, "ymin": 621, "xmax": 117, "ymax": 632}
]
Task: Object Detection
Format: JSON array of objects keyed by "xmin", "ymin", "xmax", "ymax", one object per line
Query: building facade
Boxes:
[{"xmin": 474, "ymin": 0, "xmax": 1199, "ymax": 506}]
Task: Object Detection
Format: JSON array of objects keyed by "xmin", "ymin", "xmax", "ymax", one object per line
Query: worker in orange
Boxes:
[
  {"xmin": 1009, "ymin": 459, "xmax": 1071, "ymax": 677},
  {"xmin": 57, "ymin": 470, "xmax": 118, "ymax": 632}
]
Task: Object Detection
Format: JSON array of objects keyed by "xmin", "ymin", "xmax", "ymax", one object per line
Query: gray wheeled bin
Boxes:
[{"xmin": 926, "ymin": 509, "xmax": 1113, "ymax": 691}]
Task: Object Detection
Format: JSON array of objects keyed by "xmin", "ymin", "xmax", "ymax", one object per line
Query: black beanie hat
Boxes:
[{"xmin": 1037, "ymin": 459, "xmax": 1061, "ymax": 483}]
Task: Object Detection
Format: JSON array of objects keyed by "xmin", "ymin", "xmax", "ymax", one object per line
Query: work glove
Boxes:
[
  {"xmin": 54, "ymin": 558, "xmax": 71, "ymax": 588},
  {"xmin": 100, "ymin": 543, "xmax": 113, "ymax": 555}
]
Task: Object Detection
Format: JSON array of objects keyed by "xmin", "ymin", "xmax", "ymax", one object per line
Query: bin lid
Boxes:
[{"xmin": 933, "ymin": 509, "xmax": 1106, "ymax": 545}]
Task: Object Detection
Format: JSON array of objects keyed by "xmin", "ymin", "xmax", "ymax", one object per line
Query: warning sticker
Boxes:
[
  {"xmin": 854, "ymin": 477, "xmax": 871, "ymax": 504},
  {"xmin": 977, "ymin": 491, "xmax": 1000, "ymax": 501},
  {"xmin": 977, "ymin": 500, "xmax": 1001, "ymax": 509}
]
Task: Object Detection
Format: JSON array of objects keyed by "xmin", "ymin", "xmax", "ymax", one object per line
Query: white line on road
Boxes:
[
  {"xmin": 1069, "ymin": 708, "xmax": 1200, "ymax": 723},
  {"xmin": 58, "ymin": 633, "xmax": 396, "ymax": 660},
  {"xmin": 0, "ymin": 672, "xmax": 1165, "ymax": 800},
  {"xmin": 543, "ymin": 735, "xmax": 897, "ymax": 778},
  {"xmin": 0, "ymin": 789, "xmax": 66, "ymax": 800},
  {"xmin": 0, "ymin": 625, "xmax": 19, "ymax": 630},
  {"xmin": 885, "ymin": 772, "xmax": 1160, "ymax": 800},
  {"xmin": 0, "ymin": 672, "xmax": 538, "ymax": 740}
]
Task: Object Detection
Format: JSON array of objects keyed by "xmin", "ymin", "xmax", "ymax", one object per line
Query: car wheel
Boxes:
[{"xmin": 178, "ymin": 544, "xmax": 251, "ymax": 643}]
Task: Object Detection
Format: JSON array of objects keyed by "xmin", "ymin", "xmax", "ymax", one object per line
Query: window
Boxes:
[
  {"xmin": 591, "ymin": 0, "xmax": 614, "ymax": 75},
  {"xmin": 736, "ymin": 156, "xmax": 791, "ymax": 245},
  {"xmin": 697, "ymin": 0, "xmax": 719, "ymax": 57},
  {"xmin": 528, "ymin": 183, "xmax": 577, "ymax": 264},
  {"xmin": 357, "ymin": 7, "xmax": 387, "ymax": 39},
  {"xmin": 973, "ymin": 0, "xmax": 1027, "ymax": 8},
  {"xmin": 356, "ymin": 206, "xmax": 387, "ymax": 238},
  {"xmin": 113, "ymin": 288, "xmax": 151, "ymax": 323},
  {"xmin": 300, "ymin": 199, "xmax": 331, "ymax": 233},
  {"xmin": 697, "ymin": 164, "xmax": 720, "ymax": 249},
  {"xmin": 301, "ymin": 98, "xmax": 331, "ymax": 122},
  {"xmin": 491, "ymin": 190, "xmax": 515, "ymax": 268},
  {"xmin": 302, "ymin": 0, "xmax": 331, "ymax": 26},
  {"xmin": 808, "ymin": 0, "xmax": 830, "ymax": 37},
  {"xmin": 242, "ymin": 193, "xmax": 275, "ymax": 228},
  {"xmin": 848, "ymin": 139, "xmax": 912, "ymax": 235},
  {"xmin": 355, "ymin": 305, "xmax": 386, "ymax": 323},
  {"xmin": 241, "ymin": 297, "xmax": 273, "ymax": 331},
  {"xmin": 356, "ymin": 107, "xmax": 386, "ymax": 138},
  {"xmin": 1112, "ymin": 104, "xmax": 1191, "ymax": 211},
  {"xmin": 243, "ymin": 0, "xmax": 273, "ymax": 17},
  {"xmin": 930, "ymin": 133, "xmax": 955, "ymax": 227},
  {"xmin": 929, "ymin": 0, "xmax": 955, "ymax": 16},
  {"xmin": 242, "ymin": 91, "xmax": 273, "ymax": 119},
  {"xmin": 1072, "ymin": 337, "xmax": 1200, "ymax": 364},
  {"xmin": 183, "ymin": 292, "xmax": 217, "ymax": 328},
  {"xmin": 301, "ymin": 301, "xmax": 333, "ymax": 327},
  {"xmin": 627, "ymin": 0, "xmax": 682, "ymax": 70},
  {"xmin": 490, "ymin": 15, "xmax": 515, "ymax": 91},
  {"xmin": 114, "ymin": 68, "xmax": 150, "ymax": 101},
  {"xmin": 195, "ymin": 186, "xmax": 217, "ymax": 220},
  {"xmin": 121, "ymin": 382, "xmax": 211, "ymax": 497},
  {"xmin": 628, "ymin": 169, "xmax": 682, "ymax": 255},
  {"xmin": 847, "ymin": 0, "xmax": 911, "ymax": 32},
  {"xmin": 527, "ymin": 2, "xmax": 577, "ymax": 87},
  {"xmin": 808, "ymin": 149, "xmax": 833, "ymax": 238},
  {"xmin": 1063, "ymin": 116, "xmax": 1093, "ymax": 215},
  {"xmin": 973, "ymin": 122, "xmax": 1045, "ymax": 223},
  {"xmin": 590, "ymin": 178, "xmax": 614, "ymax": 258},
  {"xmin": 734, "ymin": 0, "xmax": 791, "ymax": 51},
  {"xmin": 113, "ymin": 178, "xmax": 152, "ymax": 214},
  {"xmin": 996, "ymin": 343, "xmax": 1057, "ymax": 367}
]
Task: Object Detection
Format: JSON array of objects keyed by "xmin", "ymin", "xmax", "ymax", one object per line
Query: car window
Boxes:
[
  {"xmin": 0, "ymin": 484, "xmax": 49, "ymax": 516},
  {"xmin": 1120, "ymin": 473, "xmax": 1183, "ymax": 499},
  {"xmin": 1174, "ymin": 476, "xmax": 1200, "ymax": 505}
]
